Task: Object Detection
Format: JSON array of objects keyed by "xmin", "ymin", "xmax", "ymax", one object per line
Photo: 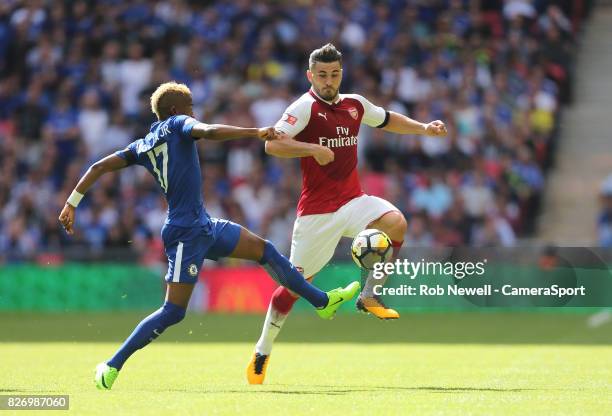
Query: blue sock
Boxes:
[
  {"xmin": 107, "ymin": 301, "xmax": 186, "ymax": 370},
  {"xmin": 259, "ymin": 241, "xmax": 328, "ymax": 308}
]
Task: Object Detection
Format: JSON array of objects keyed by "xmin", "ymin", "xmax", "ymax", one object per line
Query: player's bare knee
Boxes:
[
  {"xmin": 371, "ymin": 211, "xmax": 407, "ymax": 240},
  {"xmin": 393, "ymin": 212, "xmax": 408, "ymax": 237},
  {"xmin": 165, "ymin": 283, "xmax": 194, "ymax": 308}
]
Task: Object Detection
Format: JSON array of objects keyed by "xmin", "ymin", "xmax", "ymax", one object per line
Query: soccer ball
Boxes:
[{"xmin": 351, "ymin": 229, "xmax": 392, "ymax": 270}]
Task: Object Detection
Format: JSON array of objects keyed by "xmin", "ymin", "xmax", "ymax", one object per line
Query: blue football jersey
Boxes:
[{"xmin": 116, "ymin": 115, "xmax": 210, "ymax": 228}]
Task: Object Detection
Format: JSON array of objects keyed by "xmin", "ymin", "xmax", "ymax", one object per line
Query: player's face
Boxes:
[{"xmin": 308, "ymin": 61, "xmax": 343, "ymax": 101}]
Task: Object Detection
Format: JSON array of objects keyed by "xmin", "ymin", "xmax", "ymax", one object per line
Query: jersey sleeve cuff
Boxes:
[
  {"xmin": 274, "ymin": 124, "xmax": 291, "ymax": 135},
  {"xmin": 115, "ymin": 149, "xmax": 136, "ymax": 166},
  {"xmin": 376, "ymin": 111, "xmax": 390, "ymax": 129},
  {"xmin": 182, "ymin": 117, "xmax": 198, "ymax": 138}
]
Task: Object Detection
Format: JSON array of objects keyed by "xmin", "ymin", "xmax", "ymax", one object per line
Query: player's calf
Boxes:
[
  {"xmin": 248, "ymin": 281, "xmax": 360, "ymax": 384},
  {"xmin": 105, "ymin": 301, "xmax": 186, "ymax": 373},
  {"xmin": 229, "ymin": 226, "xmax": 331, "ymax": 309},
  {"xmin": 259, "ymin": 240, "xmax": 329, "ymax": 308},
  {"xmin": 358, "ymin": 211, "xmax": 406, "ymax": 319},
  {"xmin": 271, "ymin": 286, "xmax": 300, "ymax": 314},
  {"xmin": 95, "ymin": 302, "xmax": 186, "ymax": 390},
  {"xmin": 248, "ymin": 287, "xmax": 297, "ymax": 385},
  {"xmin": 255, "ymin": 286, "xmax": 299, "ymax": 355}
]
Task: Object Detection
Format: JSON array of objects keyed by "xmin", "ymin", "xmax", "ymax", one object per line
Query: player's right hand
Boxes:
[
  {"xmin": 425, "ymin": 120, "xmax": 447, "ymax": 136},
  {"xmin": 313, "ymin": 146, "xmax": 334, "ymax": 166},
  {"xmin": 257, "ymin": 127, "xmax": 279, "ymax": 141},
  {"xmin": 59, "ymin": 203, "xmax": 76, "ymax": 235}
]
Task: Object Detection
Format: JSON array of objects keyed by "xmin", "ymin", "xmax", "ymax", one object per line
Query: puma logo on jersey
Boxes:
[{"xmin": 318, "ymin": 112, "xmax": 327, "ymax": 120}]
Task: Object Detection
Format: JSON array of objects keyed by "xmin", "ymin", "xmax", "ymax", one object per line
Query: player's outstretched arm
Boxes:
[
  {"xmin": 382, "ymin": 112, "xmax": 447, "ymax": 136},
  {"xmin": 265, "ymin": 133, "xmax": 334, "ymax": 166},
  {"xmin": 58, "ymin": 154, "xmax": 128, "ymax": 235},
  {"xmin": 191, "ymin": 123, "xmax": 278, "ymax": 142}
]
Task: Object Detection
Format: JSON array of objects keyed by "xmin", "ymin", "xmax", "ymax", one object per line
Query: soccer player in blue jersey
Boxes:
[{"xmin": 58, "ymin": 82, "xmax": 360, "ymax": 390}]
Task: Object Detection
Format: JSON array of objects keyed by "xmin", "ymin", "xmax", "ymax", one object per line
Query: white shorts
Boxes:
[{"xmin": 289, "ymin": 194, "xmax": 399, "ymax": 278}]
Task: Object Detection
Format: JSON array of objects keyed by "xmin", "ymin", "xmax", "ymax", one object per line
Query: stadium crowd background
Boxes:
[{"xmin": 0, "ymin": 0, "xmax": 595, "ymax": 263}]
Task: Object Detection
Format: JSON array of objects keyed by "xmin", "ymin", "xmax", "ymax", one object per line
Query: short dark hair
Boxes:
[{"xmin": 309, "ymin": 43, "xmax": 342, "ymax": 69}]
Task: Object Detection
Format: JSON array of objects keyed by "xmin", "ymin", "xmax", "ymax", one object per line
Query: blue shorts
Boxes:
[{"xmin": 162, "ymin": 218, "xmax": 242, "ymax": 284}]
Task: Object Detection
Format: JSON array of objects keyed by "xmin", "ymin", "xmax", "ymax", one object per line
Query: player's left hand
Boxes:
[
  {"xmin": 425, "ymin": 120, "xmax": 447, "ymax": 136},
  {"xmin": 257, "ymin": 127, "xmax": 279, "ymax": 141},
  {"xmin": 59, "ymin": 203, "xmax": 76, "ymax": 235}
]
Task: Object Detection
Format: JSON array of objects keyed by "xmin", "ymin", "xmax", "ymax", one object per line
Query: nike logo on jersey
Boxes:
[{"xmin": 318, "ymin": 112, "xmax": 327, "ymax": 120}]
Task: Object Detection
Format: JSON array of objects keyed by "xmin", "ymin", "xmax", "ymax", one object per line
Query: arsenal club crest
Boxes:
[{"xmin": 348, "ymin": 107, "xmax": 358, "ymax": 120}]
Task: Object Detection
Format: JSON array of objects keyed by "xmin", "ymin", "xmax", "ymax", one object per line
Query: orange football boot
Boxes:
[
  {"xmin": 246, "ymin": 352, "xmax": 270, "ymax": 384},
  {"xmin": 356, "ymin": 295, "xmax": 400, "ymax": 319}
]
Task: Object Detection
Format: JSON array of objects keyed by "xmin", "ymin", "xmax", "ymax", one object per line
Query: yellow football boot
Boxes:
[
  {"xmin": 356, "ymin": 295, "xmax": 400, "ymax": 320},
  {"xmin": 246, "ymin": 352, "xmax": 270, "ymax": 385}
]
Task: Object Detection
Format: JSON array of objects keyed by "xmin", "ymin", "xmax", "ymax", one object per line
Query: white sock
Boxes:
[
  {"xmin": 255, "ymin": 302, "xmax": 289, "ymax": 355},
  {"xmin": 362, "ymin": 269, "xmax": 390, "ymax": 298}
]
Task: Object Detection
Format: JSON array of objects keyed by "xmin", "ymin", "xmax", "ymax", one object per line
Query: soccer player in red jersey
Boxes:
[{"xmin": 247, "ymin": 44, "xmax": 447, "ymax": 384}]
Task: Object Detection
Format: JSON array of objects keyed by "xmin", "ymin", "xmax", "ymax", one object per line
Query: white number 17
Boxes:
[{"xmin": 146, "ymin": 143, "xmax": 169, "ymax": 193}]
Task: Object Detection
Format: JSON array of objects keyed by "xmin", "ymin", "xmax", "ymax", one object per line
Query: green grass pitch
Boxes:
[{"xmin": 1, "ymin": 312, "xmax": 611, "ymax": 415}]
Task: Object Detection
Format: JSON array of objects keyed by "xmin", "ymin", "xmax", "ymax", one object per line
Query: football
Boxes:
[{"xmin": 350, "ymin": 228, "xmax": 392, "ymax": 270}]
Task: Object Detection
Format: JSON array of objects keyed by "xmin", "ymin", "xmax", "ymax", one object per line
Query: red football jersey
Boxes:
[{"xmin": 275, "ymin": 89, "xmax": 388, "ymax": 216}]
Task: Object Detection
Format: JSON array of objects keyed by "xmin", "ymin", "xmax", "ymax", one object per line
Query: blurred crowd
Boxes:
[
  {"xmin": 599, "ymin": 174, "xmax": 612, "ymax": 248},
  {"xmin": 0, "ymin": 0, "xmax": 591, "ymax": 262}
]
